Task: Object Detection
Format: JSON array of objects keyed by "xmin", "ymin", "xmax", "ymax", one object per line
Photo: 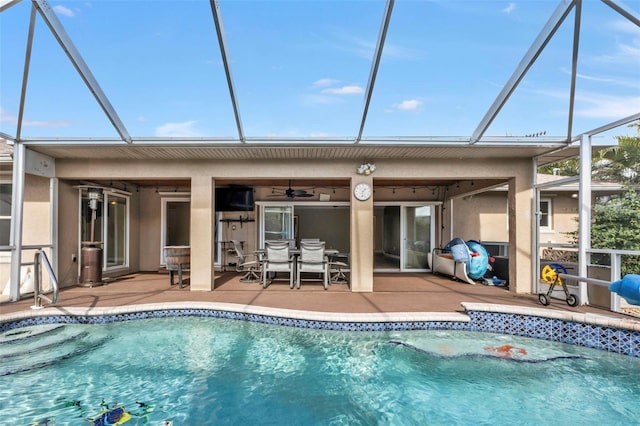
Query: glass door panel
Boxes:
[
  {"xmin": 262, "ymin": 205, "xmax": 294, "ymax": 247},
  {"xmin": 105, "ymin": 193, "xmax": 128, "ymax": 268},
  {"xmin": 162, "ymin": 199, "xmax": 191, "ymax": 264},
  {"xmin": 402, "ymin": 205, "xmax": 432, "ymax": 271},
  {"xmin": 80, "ymin": 191, "xmax": 103, "ymax": 244},
  {"xmin": 373, "ymin": 206, "xmax": 400, "ymax": 270}
]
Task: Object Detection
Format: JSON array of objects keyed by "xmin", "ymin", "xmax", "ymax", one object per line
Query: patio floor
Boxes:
[{"xmin": 1, "ymin": 271, "xmax": 635, "ymax": 320}]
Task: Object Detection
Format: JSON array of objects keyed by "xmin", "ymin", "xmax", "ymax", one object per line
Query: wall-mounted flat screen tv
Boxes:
[{"xmin": 215, "ymin": 187, "xmax": 254, "ymax": 211}]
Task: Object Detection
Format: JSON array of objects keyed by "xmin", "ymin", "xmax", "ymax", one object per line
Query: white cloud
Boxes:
[
  {"xmin": 608, "ymin": 19, "xmax": 640, "ymax": 35},
  {"xmin": 574, "ymin": 93, "xmax": 640, "ymax": 119},
  {"xmin": 302, "ymin": 94, "xmax": 340, "ymax": 106},
  {"xmin": 155, "ymin": 121, "xmax": 201, "ymax": 137},
  {"xmin": 560, "ymin": 67, "xmax": 615, "ymax": 83},
  {"xmin": 392, "ymin": 99, "xmax": 423, "ymax": 111},
  {"xmin": 0, "ymin": 107, "xmax": 15, "ymax": 123},
  {"xmin": 313, "ymin": 78, "xmax": 340, "ymax": 87},
  {"xmin": 501, "ymin": 3, "xmax": 516, "ymax": 14},
  {"xmin": 22, "ymin": 119, "xmax": 71, "ymax": 128},
  {"xmin": 309, "ymin": 132, "xmax": 331, "ymax": 137},
  {"xmin": 53, "ymin": 5, "xmax": 74, "ymax": 17},
  {"xmin": 617, "ymin": 42, "xmax": 640, "ymax": 57},
  {"xmin": 1, "ymin": 107, "xmax": 70, "ymax": 128},
  {"xmin": 321, "ymin": 85, "xmax": 363, "ymax": 95},
  {"xmin": 332, "ymin": 32, "xmax": 421, "ymax": 61}
]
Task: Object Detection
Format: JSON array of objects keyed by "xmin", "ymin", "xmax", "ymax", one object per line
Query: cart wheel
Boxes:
[
  {"xmin": 566, "ymin": 294, "xmax": 578, "ymax": 307},
  {"xmin": 538, "ymin": 293, "xmax": 550, "ymax": 306}
]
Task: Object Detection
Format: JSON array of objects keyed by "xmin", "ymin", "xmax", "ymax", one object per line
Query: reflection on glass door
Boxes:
[
  {"xmin": 104, "ymin": 193, "xmax": 129, "ymax": 269},
  {"xmin": 79, "ymin": 189, "xmax": 129, "ymax": 271},
  {"xmin": 261, "ymin": 205, "xmax": 293, "ymax": 247},
  {"xmin": 374, "ymin": 204, "xmax": 434, "ymax": 272},
  {"xmin": 402, "ymin": 206, "xmax": 432, "ymax": 271},
  {"xmin": 373, "ymin": 206, "xmax": 400, "ymax": 270},
  {"xmin": 161, "ymin": 198, "xmax": 190, "ymax": 264}
]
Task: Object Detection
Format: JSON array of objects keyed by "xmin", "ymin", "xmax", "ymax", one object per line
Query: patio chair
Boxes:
[
  {"xmin": 262, "ymin": 241, "xmax": 295, "ymax": 288},
  {"xmin": 329, "ymin": 254, "xmax": 349, "ymax": 285},
  {"xmin": 231, "ymin": 240, "xmax": 262, "ymax": 283},
  {"xmin": 296, "ymin": 241, "xmax": 329, "ymax": 290}
]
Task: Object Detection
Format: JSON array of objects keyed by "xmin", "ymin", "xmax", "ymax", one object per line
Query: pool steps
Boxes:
[{"xmin": 0, "ymin": 325, "xmax": 112, "ymax": 376}]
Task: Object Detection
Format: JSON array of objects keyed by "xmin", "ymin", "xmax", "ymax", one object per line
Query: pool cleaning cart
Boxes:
[{"xmin": 538, "ymin": 263, "xmax": 578, "ymax": 307}]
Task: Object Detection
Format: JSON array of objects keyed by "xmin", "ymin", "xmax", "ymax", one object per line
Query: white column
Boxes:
[
  {"xmin": 578, "ymin": 134, "xmax": 592, "ymax": 305},
  {"xmin": 50, "ymin": 177, "xmax": 59, "ymax": 278},
  {"xmin": 9, "ymin": 142, "xmax": 25, "ymax": 301}
]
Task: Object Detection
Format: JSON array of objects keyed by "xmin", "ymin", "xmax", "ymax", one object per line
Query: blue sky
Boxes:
[{"xmin": 0, "ymin": 0, "xmax": 638, "ymax": 141}]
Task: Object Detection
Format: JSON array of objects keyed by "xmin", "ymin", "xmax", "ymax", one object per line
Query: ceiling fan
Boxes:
[{"xmin": 270, "ymin": 180, "xmax": 314, "ymax": 199}]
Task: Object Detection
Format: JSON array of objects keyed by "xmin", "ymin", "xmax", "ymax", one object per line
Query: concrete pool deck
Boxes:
[{"xmin": 1, "ymin": 272, "xmax": 638, "ymax": 326}]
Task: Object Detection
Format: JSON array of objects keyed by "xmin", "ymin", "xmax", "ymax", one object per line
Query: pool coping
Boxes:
[
  {"xmin": 1, "ymin": 301, "xmax": 639, "ymax": 330},
  {"xmin": 0, "ymin": 302, "xmax": 470, "ymax": 324},
  {"xmin": 1, "ymin": 301, "xmax": 639, "ymax": 357}
]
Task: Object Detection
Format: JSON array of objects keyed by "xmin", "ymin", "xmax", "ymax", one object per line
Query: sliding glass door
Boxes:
[
  {"xmin": 374, "ymin": 203, "xmax": 434, "ymax": 272},
  {"xmin": 402, "ymin": 205, "xmax": 432, "ymax": 271},
  {"xmin": 261, "ymin": 205, "xmax": 294, "ymax": 247},
  {"xmin": 79, "ymin": 189, "xmax": 129, "ymax": 272}
]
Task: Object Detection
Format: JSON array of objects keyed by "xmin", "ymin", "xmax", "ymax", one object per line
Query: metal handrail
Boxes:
[{"xmin": 32, "ymin": 249, "xmax": 59, "ymax": 309}]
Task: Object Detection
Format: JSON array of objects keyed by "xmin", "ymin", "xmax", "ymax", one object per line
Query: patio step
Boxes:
[{"xmin": 0, "ymin": 324, "xmax": 112, "ymax": 376}]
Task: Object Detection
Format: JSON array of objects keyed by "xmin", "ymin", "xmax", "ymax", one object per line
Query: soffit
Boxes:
[{"xmin": 28, "ymin": 143, "xmax": 580, "ymax": 164}]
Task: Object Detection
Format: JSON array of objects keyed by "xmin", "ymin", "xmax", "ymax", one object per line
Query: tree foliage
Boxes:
[
  {"xmin": 565, "ymin": 188, "xmax": 640, "ymax": 275},
  {"xmin": 547, "ymin": 121, "xmax": 640, "ymax": 275},
  {"xmin": 539, "ymin": 121, "xmax": 640, "ymax": 184}
]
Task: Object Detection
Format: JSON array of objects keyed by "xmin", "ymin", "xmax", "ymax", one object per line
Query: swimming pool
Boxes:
[{"xmin": 2, "ymin": 314, "xmax": 639, "ymax": 425}]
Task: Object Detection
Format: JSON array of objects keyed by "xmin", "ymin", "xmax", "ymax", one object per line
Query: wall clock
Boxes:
[{"xmin": 353, "ymin": 183, "xmax": 372, "ymax": 201}]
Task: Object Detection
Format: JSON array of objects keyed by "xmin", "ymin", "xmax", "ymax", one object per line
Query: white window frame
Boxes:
[
  {"xmin": 539, "ymin": 197, "xmax": 553, "ymax": 232},
  {"xmin": 0, "ymin": 180, "xmax": 11, "ymax": 247}
]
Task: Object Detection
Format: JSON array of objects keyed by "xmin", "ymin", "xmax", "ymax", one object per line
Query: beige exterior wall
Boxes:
[
  {"xmin": 57, "ymin": 180, "xmax": 80, "ymax": 287},
  {"xmin": 44, "ymin": 156, "xmax": 536, "ymax": 293},
  {"xmin": 539, "ymin": 194, "xmax": 578, "ymax": 245},
  {"xmin": 2, "ymin": 174, "xmax": 54, "ymax": 294},
  {"xmin": 452, "ymin": 192, "xmax": 509, "ymax": 243},
  {"xmin": 139, "ymin": 189, "xmax": 163, "ymax": 271},
  {"xmin": 453, "ymin": 190, "xmax": 579, "ymax": 246}
]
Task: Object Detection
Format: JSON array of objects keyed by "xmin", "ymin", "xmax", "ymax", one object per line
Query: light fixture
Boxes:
[{"xmin": 357, "ymin": 162, "xmax": 376, "ymax": 175}]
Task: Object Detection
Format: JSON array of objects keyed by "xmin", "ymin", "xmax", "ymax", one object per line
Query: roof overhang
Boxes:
[{"xmin": 22, "ymin": 141, "xmax": 584, "ymax": 164}]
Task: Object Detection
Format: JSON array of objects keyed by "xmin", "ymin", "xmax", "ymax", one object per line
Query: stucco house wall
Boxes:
[{"xmin": 48, "ymin": 155, "xmax": 535, "ymax": 293}]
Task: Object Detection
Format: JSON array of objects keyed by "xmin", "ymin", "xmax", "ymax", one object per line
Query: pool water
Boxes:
[{"xmin": 1, "ymin": 316, "xmax": 639, "ymax": 425}]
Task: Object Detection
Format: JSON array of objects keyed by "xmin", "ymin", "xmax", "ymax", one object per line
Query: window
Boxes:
[
  {"xmin": 0, "ymin": 182, "xmax": 10, "ymax": 246},
  {"xmin": 539, "ymin": 198, "xmax": 552, "ymax": 230}
]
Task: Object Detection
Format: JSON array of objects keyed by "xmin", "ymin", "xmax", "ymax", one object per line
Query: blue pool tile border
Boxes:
[
  {"xmin": 464, "ymin": 310, "xmax": 639, "ymax": 357},
  {"xmin": 1, "ymin": 307, "xmax": 638, "ymax": 357}
]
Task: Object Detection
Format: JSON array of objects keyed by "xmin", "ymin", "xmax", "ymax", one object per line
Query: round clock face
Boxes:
[{"xmin": 354, "ymin": 183, "xmax": 372, "ymax": 201}]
